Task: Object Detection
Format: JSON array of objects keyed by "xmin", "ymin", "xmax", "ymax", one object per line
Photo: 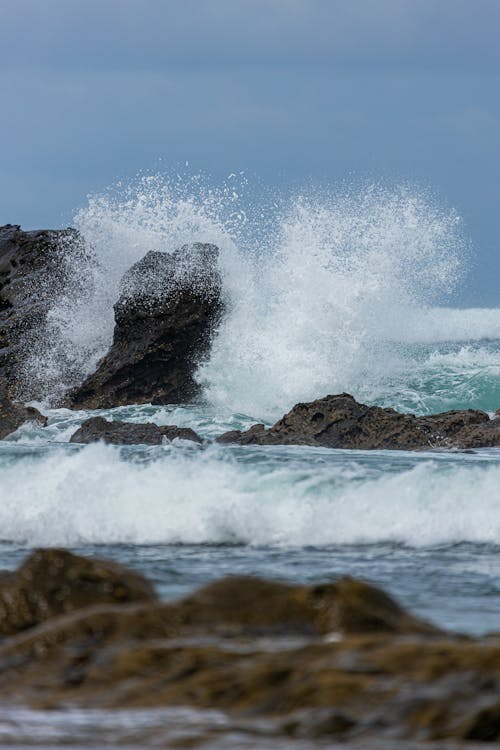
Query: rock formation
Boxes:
[
  {"xmin": 0, "ymin": 224, "xmax": 86, "ymax": 400},
  {"xmin": 70, "ymin": 416, "xmax": 202, "ymax": 445},
  {"xmin": 0, "ymin": 384, "xmax": 47, "ymax": 439},
  {"xmin": 67, "ymin": 243, "xmax": 223, "ymax": 409},
  {"xmin": 218, "ymin": 392, "xmax": 500, "ymax": 450},
  {"xmin": 0, "ymin": 549, "xmax": 499, "ymax": 744}
]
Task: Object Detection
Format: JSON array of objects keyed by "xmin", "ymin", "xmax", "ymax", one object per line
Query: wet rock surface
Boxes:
[
  {"xmin": 67, "ymin": 243, "xmax": 224, "ymax": 409},
  {"xmin": 70, "ymin": 415, "xmax": 203, "ymax": 445},
  {"xmin": 0, "ymin": 384, "xmax": 47, "ymax": 439},
  {"xmin": 0, "ymin": 550, "xmax": 499, "ymax": 745},
  {"xmin": 218, "ymin": 392, "xmax": 500, "ymax": 450},
  {"xmin": 0, "ymin": 224, "xmax": 86, "ymax": 400},
  {"xmin": 0, "ymin": 548, "xmax": 156, "ymax": 636}
]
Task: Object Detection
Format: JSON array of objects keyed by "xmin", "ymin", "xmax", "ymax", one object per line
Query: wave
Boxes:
[
  {"xmin": 24, "ymin": 173, "xmax": 500, "ymax": 419},
  {"xmin": 1, "ymin": 441, "xmax": 500, "ymax": 548}
]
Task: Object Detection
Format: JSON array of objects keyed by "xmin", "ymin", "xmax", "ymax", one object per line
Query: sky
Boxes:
[{"xmin": 0, "ymin": 0, "xmax": 499, "ymax": 304}]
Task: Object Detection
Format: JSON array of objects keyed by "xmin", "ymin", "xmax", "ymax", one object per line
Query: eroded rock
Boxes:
[
  {"xmin": 69, "ymin": 416, "xmax": 202, "ymax": 445},
  {"xmin": 67, "ymin": 243, "xmax": 223, "ymax": 409},
  {"xmin": 218, "ymin": 392, "xmax": 500, "ymax": 450}
]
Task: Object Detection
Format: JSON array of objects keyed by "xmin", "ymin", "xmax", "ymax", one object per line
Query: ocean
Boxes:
[{"xmin": 1, "ymin": 178, "xmax": 500, "ymax": 746}]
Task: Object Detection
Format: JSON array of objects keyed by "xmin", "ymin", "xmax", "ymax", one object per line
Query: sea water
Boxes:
[{"xmin": 0, "ymin": 177, "xmax": 500, "ymax": 745}]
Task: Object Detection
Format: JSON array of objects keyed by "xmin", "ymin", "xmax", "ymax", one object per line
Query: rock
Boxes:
[
  {"xmin": 66, "ymin": 243, "xmax": 223, "ymax": 409},
  {"xmin": 0, "ymin": 224, "xmax": 87, "ymax": 400},
  {"xmin": 0, "ymin": 550, "xmax": 499, "ymax": 745},
  {"xmin": 0, "ymin": 548, "xmax": 156, "ymax": 637},
  {"xmin": 168, "ymin": 574, "xmax": 438, "ymax": 637},
  {"xmin": 0, "ymin": 384, "xmax": 47, "ymax": 439},
  {"xmin": 218, "ymin": 392, "xmax": 500, "ymax": 450},
  {"xmin": 459, "ymin": 702, "xmax": 500, "ymax": 741},
  {"xmin": 69, "ymin": 416, "xmax": 202, "ymax": 445}
]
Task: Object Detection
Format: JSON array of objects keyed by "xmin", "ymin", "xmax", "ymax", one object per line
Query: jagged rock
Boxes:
[
  {"xmin": 0, "ymin": 224, "xmax": 87, "ymax": 400},
  {"xmin": 69, "ymin": 416, "xmax": 202, "ymax": 445},
  {"xmin": 0, "ymin": 384, "xmax": 47, "ymax": 439},
  {"xmin": 66, "ymin": 243, "xmax": 223, "ymax": 409},
  {"xmin": 0, "ymin": 552, "xmax": 499, "ymax": 744},
  {"xmin": 0, "ymin": 548, "xmax": 156, "ymax": 637},
  {"xmin": 217, "ymin": 392, "xmax": 500, "ymax": 450}
]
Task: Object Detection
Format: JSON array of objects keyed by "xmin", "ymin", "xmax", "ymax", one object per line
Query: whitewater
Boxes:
[{"xmin": 1, "ymin": 175, "xmax": 500, "ymax": 635}]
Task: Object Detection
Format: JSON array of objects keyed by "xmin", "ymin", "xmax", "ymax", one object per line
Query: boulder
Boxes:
[
  {"xmin": 66, "ymin": 243, "xmax": 223, "ymax": 408},
  {"xmin": 0, "ymin": 224, "xmax": 87, "ymax": 400},
  {"xmin": 0, "ymin": 384, "xmax": 47, "ymax": 439},
  {"xmin": 217, "ymin": 392, "xmax": 500, "ymax": 450},
  {"xmin": 0, "ymin": 548, "xmax": 156, "ymax": 636},
  {"xmin": 69, "ymin": 416, "xmax": 202, "ymax": 445}
]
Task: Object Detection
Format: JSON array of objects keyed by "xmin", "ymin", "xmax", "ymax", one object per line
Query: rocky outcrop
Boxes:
[
  {"xmin": 218, "ymin": 392, "xmax": 500, "ymax": 450},
  {"xmin": 0, "ymin": 548, "xmax": 156, "ymax": 636},
  {"xmin": 0, "ymin": 224, "xmax": 86, "ymax": 400},
  {"xmin": 0, "ymin": 550, "xmax": 499, "ymax": 744},
  {"xmin": 69, "ymin": 416, "xmax": 202, "ymax": 445},
  {"xmin": 0, "ymin": 384, "xmax": 47, "ymax": 439},
  {"xmin": 66, "ymin": 243, "xmax": 223, "ymax": 409}
]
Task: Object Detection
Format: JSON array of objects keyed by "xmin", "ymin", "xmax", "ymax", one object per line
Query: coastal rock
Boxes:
[
  {"xmin": 0, "ymin": 385, "xmax": 47, "ymax": 439},
  {"xmin": 69, "ymin": 416, "xmax": 202, "ymax": 445},
  {"xmin": 0, "ymin": 224, "xmax": 86, "ymax": 400},
  {"xmin": 66, "ymin": 243, "xmax": 223, "ymax": 409},
  {"xmin": 217, "ymin": 392, "xmax": 500, "ymax": 450},
  {"xmin": 0, "ymin": 551, "xmax": 498, "ymax": 744},
  {"xmin": 0, "ymin": 548, "xmax": 156, "ymax": 637}
]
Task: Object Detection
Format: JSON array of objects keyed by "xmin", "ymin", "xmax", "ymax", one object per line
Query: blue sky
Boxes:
[{"xmin": 0, "ymin": 0, "xmax": 499, "ymax": 304}]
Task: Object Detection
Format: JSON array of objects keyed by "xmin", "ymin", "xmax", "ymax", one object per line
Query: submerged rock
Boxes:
[
  {"xmin": 0, "ymin": 385, "xmax": 47, "ymax": 439},
  {"xmin": 66, "ymin": 243, "xmax": 223, "ymax": 409},
  {"xmin": 218, "ymin": 392, "xmax": 500, "ymax": 450},
  {"xmin": 69, "ymin": 416, "xmax": 203, "ymax": 445},
  {"xmin": 0, "ymin": 224, "xmax": 87, "ymax": 400},
  {"xmin": 0, "ymin": 549, "xmax": 499, "ymax": 745},
  {"xmin": 0, "ymin": 548, "xmax": 156, "ymax": 637}
]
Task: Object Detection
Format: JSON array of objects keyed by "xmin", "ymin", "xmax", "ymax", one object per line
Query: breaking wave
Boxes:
[
  {"xmin": 27, "ymin": 173, "xmax": 500, "ymax": 419},
  {"xmin": 1, "ymin": 439, "xmax": 500, "ymax": 547}
]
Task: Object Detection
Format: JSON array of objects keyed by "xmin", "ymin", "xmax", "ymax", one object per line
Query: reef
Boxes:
[
  {"xmin": 218, "ymin": 392, "xmax": 500, "ymax": 450},
  {"xmin": 0, "ymin": 549, "xmax": 499, "ymax": 745}
]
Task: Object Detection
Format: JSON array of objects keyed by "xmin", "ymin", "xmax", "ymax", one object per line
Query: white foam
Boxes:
[
  {"xmin": 24, "ymin": 174, "xmax": 500, "ymax": 419},
  {"xmin": 1, "ymin": 442, "xmax": 500, "ymax": 548}
]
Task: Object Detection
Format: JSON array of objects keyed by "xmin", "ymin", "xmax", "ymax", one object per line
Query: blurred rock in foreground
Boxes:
[{"xmin": 0, "ymin": 549, "xmax": 499, "ymax": 744}]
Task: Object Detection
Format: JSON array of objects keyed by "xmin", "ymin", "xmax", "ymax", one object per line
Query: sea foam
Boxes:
[
  {"xmin": 21, "ymin": 173, "xmax": 500, "ymax": 419},
  {"xmin": 1, "ymin": 439, "xmax": 500, "ymax": 548}
]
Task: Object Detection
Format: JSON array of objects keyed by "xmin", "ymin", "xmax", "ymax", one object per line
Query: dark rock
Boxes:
[
  {"xmin": 0, "ymin": 224, "xmax": 87, "ymax": 400},
  {"xmin": 0, "ymin": 548, "xmax": 156, "ymax": 637},
  {"xmin": 66, "ymin": 243, "xmax": 223, "ymax": 409},
  {"xmin": 0, "ymin": 384, "xmax": 47, "ymax": 439},
  {"xmin": 218, "ymin": 393, "xmax": 500, "ymax": 450},
  {"xmin": 69, "ymin": 416, "xmax": 202, "ymax": 445},
  {"xmin": 459, "ymin": 702, "xmax": 500, "ymax": 741}
]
